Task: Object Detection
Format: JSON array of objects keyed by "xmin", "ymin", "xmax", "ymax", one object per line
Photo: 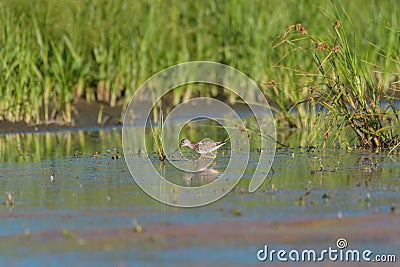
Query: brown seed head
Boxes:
[
  {"xmin": 294, "ymin": 23, "xmax": 307, "ymax": 34},
  {"xmin": 265, "ymin": 80, "xmax": 276, "ymax": 87},
  {"xmin": 315, "ymin": 42, "xmax": 329, "ymax": 50},
  {"xmin": 332, "ymin": 45, "xmax": 340, "ymax": 53}
]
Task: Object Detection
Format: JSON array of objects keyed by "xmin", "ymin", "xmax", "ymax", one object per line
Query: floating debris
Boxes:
[
  {"xmin": 240, "ymin": 188, "xmax": 245, "ymax": 196},
  {"xmin": 73, "ymin": 150, "xmax": 84, "ymax": 157},
  {"xmin": 132, "ymin": 218, "xmax": 143, "ymax": 233},
  {"xmin": 24, "ymin": 228, "xmax": 31, "ymax": 237},
  {"xmin": 61, "ymin": 229, "xmax": 71, "ymax": 238},
  {"xmin": 109, "ymin": 147, "xmax": 124, "ymax": 159},
  {"xmin": 232, "ymin": 208, "xmax": 242, "ymax": 216},
  {"xmin": 298, "ymin": 195, "xmax": 305, "ymax": 206},
  {"xmin": 76, "ymin": 176, "xmax": 83, "ymax": 188},
  {"xmin": 265, "ymin": 184, "xmax": 277, "ymax": 195},
  {"xmin": 365, "ymin": 193, "xmax": 371, "ymax": 202},
  {"xmin": 391, "ymin": 203, "xmax": 397, "ymax": 216},
  {"xmin": 5, "ymin": 193, "xmax": 14, "ymax": 207},
  {"xmin": 50, "ymin": 175, "xmax": 55, "ymax": 182},
  {"xmin": 322, "ymin": 192, "xmax": 333, "ymax": 200},
  {"xmin": 337, "ymin": 211, "xmax": 343, "ymax": 219},
  {"xmin": 322, "ymin": 192, "xmax": 333, "ymax": 203},
  {"xmin": 78, "ymin": 238, "xmax": 85, "ymax": 246},
  {"xmin": 112, "ymin": 152, "xmax": 124, "ymax": 159}
]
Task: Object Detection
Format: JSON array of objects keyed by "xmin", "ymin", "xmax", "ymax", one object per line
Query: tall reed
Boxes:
[
  {"xmin": 0, "ymin": 0, "xmax": 398, "ymax": 134},
  {"xmin": 268, "ymin": 6, "xmax": 399, "ymax": 148}
]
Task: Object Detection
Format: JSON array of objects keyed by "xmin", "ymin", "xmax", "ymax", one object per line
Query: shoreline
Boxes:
[{"xmin": 0, "ymin": 102, "xmax": 122, "ymax": 135}]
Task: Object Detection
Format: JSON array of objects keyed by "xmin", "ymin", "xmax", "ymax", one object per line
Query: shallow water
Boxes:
[{"xmin": 0, "ymin": 128, "xmax": 399, "ymax": 266}]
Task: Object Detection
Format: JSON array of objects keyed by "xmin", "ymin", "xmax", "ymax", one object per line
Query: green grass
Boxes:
[
  {"xmin": 265, "ymin": 4, "xmax": 400, "ymax": 148},
  {"xmin": 0, "ymin": 0, "xmax": 399, "ymax": 148},
  {"xmin": 150, "ymin": 104, "xmax": 166, "ymax": 161}
]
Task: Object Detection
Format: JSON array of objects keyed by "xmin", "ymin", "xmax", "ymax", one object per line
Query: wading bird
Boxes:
[{"xmin": 180, "ymin": 138, "xmax": 228, "ymax": 158}]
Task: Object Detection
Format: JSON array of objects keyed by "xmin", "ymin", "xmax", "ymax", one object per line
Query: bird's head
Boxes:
[{"xmin": 180, "ymin": 139, "xmax": 191, "ymax": 148}]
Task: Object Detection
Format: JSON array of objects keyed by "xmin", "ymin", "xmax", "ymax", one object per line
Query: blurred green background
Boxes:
[{"xmin": 0, "ymin": 0, "xmax": 398, "ymax": 125}]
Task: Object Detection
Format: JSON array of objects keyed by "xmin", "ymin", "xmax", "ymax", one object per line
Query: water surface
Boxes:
[{"xmin": 0, "ymin": 128, "xmax": 399, "ymax": 266}]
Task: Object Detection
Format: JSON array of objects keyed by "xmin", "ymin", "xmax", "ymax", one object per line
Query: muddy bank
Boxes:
[
  {"xmin": 0, "ymin": 102, "xmax": 122, "ymax": 134},
  {"xmin": 1, "ymin": 213, "xmax": 398, "ymax": 266},
  {"xmin": 2, "ymin": 213, "xmax": 398, "ymax": 250}
]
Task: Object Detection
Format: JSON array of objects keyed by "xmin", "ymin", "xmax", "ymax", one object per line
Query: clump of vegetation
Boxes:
[
  {"xmin": 0, "ymin": 0, "xmax": 398, "ymax": 128},
  {"xmin": 266, "ymin": 7, "xmax": 399, "ymax": 149},
  {"xmin": 150, "ymin": 105, "xmax": 166, "ymax": 161}
]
